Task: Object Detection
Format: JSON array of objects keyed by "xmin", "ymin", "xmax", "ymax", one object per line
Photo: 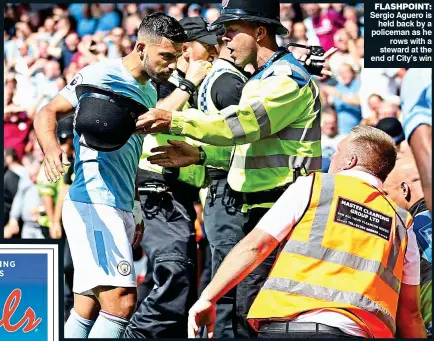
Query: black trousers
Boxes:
[
  {"xmin": 258, "ymin": 322, "xmax": 366, "ymax": 338},
  {"xmin": 204, "ymin": 178, "xmax": 277, "ymax": 338},
  {"xmin": 124, "ymin": 187, "xmax": 197, "ymax": 338}
]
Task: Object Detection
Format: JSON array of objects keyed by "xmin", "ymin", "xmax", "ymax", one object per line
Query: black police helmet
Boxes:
[
  {"xmin": 213, "ymin": 0, "xmax": 288, "ymax": 35},
  {"xmin": 74, "ymin": 84, "xmax": 148, "ymax": 152},
  {"xmin": 57, "ymin": 115, "xmax": 74, "ymax": 139}
]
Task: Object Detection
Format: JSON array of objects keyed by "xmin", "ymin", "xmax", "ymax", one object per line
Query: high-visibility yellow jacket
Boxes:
[
  {"xmin": 248, "ymin": 172, "xmax": 410, "ymax": 338},
  {"xmin": 170, "ymin": 49, "xmax": 322, "ymax": 193}
]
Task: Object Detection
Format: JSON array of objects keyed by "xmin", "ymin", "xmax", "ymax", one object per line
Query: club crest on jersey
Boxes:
[{"xmin": 117, "ymin": 261, "xmax": 131, "ymax": 276}]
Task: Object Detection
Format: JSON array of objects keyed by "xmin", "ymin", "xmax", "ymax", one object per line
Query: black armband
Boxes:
[{"xmin": 178, "ymin": 78, "xmax": 196, "ymax": 96}]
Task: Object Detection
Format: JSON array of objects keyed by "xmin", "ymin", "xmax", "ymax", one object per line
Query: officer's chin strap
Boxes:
[{"xmin": 286, "ymin": 43, "xmax": 326, "ymax": 76}]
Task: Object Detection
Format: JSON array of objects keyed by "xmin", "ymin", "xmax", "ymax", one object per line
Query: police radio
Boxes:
[{"xmin": 286, "ymin": 43, "xmax": 326, "ymax": 76}]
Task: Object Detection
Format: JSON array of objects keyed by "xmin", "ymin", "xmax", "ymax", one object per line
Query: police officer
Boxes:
[
  {"xmin": 142, "ymin": 0, "xmax": 322, "ymax": 336},
  {"xmin": 188, "ymin": 126, "xmax": 426, "ymax": 339},
  {"xmin": 124, "ymin": 17, "xmax": 218, "ymax": 339}
]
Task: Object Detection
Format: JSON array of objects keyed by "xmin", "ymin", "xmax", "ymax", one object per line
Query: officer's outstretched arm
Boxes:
[
  {"xmin": 170, "ymin": 75, "xmax": 313, "ymax": 146},
  {"xmin": 34, "ymin": 94, "xmax": 74, "ymax": 182},
  {"xmin": 396, "ymin": 283, "xmax": 427, "ymax": 337}
]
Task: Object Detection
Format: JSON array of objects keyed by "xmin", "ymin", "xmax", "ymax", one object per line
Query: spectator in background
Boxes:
[
  {"xmin": 361, "ymin": 93, "xmax": 383, "ymax": 126},
  {"xmin": 95, "ymin": 4, "xmax": 120, "ymax": 34},
  {"xmin": 328, "ymin": 28, "xmax": 359, "ymax": 76},
  {"xmin": 68, "ymin": 3, "xmax": 85, "ymax": 23},
  {"xmin": 306, "ymin": 3, "xmax": 345, "ymax": 51},
  {"xmin": 60, "ymin": 33, "xmax": 80, "ymax": 69},
  {"xmin": 322, "ymin": 63, "xmax": 361, "ymax": 134},
  {"xmin": 32, "ymin": 60, "xmax": 62, "ymax": 111},
  {"xmin": 359, "ymin": 67, "xmax": 406, "ymax": 120},
  {"xmin": 276, "ymin": 18, "xmax": 293, "ymax": 47},
  {"xmin": 123, "ymin": 13, "xmax": 141, "ymax": 41},
  {"xmin": 378, "ymin": 101, "xmax": 401, "ymax": 121},
  {"xmin": 320, "ymin": 109, "xmax": 346, "ymax": 172},
  {"xmin": 123, "ymin": 3, "xmax": 139, "ymax": 17},
  {"xmin": 76, "ymin": 4, "xmax": 98, "ymax": 38},
  {"xmin": 4, "ymin": 148, "xmax": 24, "ymax": 227},
  {"xmin": 5, "ymin": 152, "xmax": 43, "ymax": 239},
  {"xmin": 188, "ymin": 4, "xmax": 202, "ymax": 17},
  {"xmin": 120, "ymin": 37, "xmax": 134, "ymax": 57},
  {"xmin": 106, "ymin": 27, "xmax": 124, "ymax": 59},
  {"xmin": 167, "ymin": 4, "xmax": 184, "ymax": 21},
  {"xmin": 4, "ymin": 79, "xmax": 33, "ymax": 161},
  {"xmin": 292, "ymin": 21, "xmax": 319, "ymax": 45}
]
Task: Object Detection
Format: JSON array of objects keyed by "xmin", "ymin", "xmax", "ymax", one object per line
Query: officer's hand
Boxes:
[
  {"xmin": 132, "ymin": 200, "xmax": 144, "ymax": 249},
  {"xmin": 188, "ymin": 297, "xmax": 216, "ymax": 338},
  {"xmin": 185, "ymin": 60, "xmax": 212, "ymax": 86},
  {"xmin": 132, "ymin": 220, "xmax": 144, "ymax": 249},
  {"xmin": 136, "ymin": 108, "xmax": 172, "ymax": 134},
  {"xmin": 43, "ymin": 144, "xmax": 70, "ymax": 182},
  {"xmin": 299, "ymin": 47, "xmax": 337, "ymax": 77},
  {"xmin": 148, "ymin": 140, "xmax": 200, "ymax": 168}
]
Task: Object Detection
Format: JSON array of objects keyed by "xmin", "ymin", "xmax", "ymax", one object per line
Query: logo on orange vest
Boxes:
[{"xmin": 334, "ymin": 197, "xmax": 393, "ymax": 241}]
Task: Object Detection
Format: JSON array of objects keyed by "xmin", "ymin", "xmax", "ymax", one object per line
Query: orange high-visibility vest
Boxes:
[{"xmin": 248, "ymin": 172, "xmax": 410, "ymax": 338}]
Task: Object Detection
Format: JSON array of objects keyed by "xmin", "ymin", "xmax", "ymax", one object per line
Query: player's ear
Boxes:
[{"xmin": 136, "ymin": 42, "xmax": 146, "ymax": 59}]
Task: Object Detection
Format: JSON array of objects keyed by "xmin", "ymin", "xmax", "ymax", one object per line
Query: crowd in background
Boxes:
[{"xmin": 3, "ymin": 2, "xmax": 417, "ymax": 318}]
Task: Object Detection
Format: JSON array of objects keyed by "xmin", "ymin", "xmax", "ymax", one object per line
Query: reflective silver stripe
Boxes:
[
  {"xmin": 261, "ymin": 60, "xmax": 294, "ymax": 80},
  {"xmin": 251, "ymin": 100, "xmax": 271, "ymax": 138},
  {"xmin": 388, "ymin": 206, "xmax": 408, "ymax": 270},
  {"xmin": 284, "ymin": 174, "xmax": 402, "ymax": 291},
  {"xmin": 265, "ymin": 79, "xmax": 321, "ymax": 142},
  {"xmin": 289, "ymin": 155, "xmax": 322, "ymax": 171},
  {"xmin": 283, "ymin": 240, "xmax": 401, "ymax": 293},
  {"xmin": 263, "ymin": 277, "xmax": 396, "ymax": 334},
  {"xmin": 309, "ymin": 173, "xmax": 335, "ymax": 244},
  {"xmin": 221, "ymin": 108, "xmax": 246, "ymax": 138},
  {"xmin": 221, "ymin": 99, "xmax": 270, "ymax": 139},
  {"xmin": 232, "ymin": 154, "xmax": 322, "ymax": 170},
  {"xmin": 288, "ymin": 62, "xmax": 311, "ymax": 84}
]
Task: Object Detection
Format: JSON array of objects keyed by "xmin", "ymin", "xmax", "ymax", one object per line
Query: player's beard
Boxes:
[{"xmin": 143, "ymin": 54, "xmax": 171, "ymax": 83}]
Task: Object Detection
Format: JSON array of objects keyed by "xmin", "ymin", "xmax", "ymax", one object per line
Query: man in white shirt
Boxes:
[{"xmin": 187, "ymin": 125, "xmax": 426, "ymax": 339}]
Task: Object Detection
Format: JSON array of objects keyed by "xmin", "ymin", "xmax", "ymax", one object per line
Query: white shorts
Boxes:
[{"xmin": 62, "ymin": 199, "xmax": 137, "ymax": 295}]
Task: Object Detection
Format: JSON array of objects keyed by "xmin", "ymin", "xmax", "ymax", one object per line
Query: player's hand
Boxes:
[
  {"xmin": 148, "ymin": 140, "xmax": 200, "ymax": 168},
  {"xmin": 185, "ymin": 60, "xmax": 212, "ymax": 86},
  {"xmin": 299, "ymin": 47, "xmax": 337, "ymax": 77},
  {"xmin": 50, "ymin": 221, "xmax": 63, "ymax": 239},
  {"xmin": 43, "ymin": 144, "xmax": 70, "ymax": 182},
  {"xmin": 188, "ymin": 297, "xmax": 216, "ymax": 338},
  {"xmin": 136, "ymin": 108, "xmax": 172, "ymax": 134},
  {"xmin": 4, "ymin": 219, "xmax": 20, "ymax": 239}
]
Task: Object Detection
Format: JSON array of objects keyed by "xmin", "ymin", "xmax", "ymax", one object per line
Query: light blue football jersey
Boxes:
[{"xmin": 59, "ymin": 58, "xmax": 157, "ymax": 212}]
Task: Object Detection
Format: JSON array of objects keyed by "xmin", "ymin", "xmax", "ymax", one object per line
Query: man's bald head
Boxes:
[{"xmin": 384, "ymin": 157, "xmax": 423, "ymax": 210}]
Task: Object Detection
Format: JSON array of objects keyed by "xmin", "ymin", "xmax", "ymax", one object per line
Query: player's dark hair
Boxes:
[{"xmin": 138, "ymin": 12, "xmax": 186, "ymax": 44}]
